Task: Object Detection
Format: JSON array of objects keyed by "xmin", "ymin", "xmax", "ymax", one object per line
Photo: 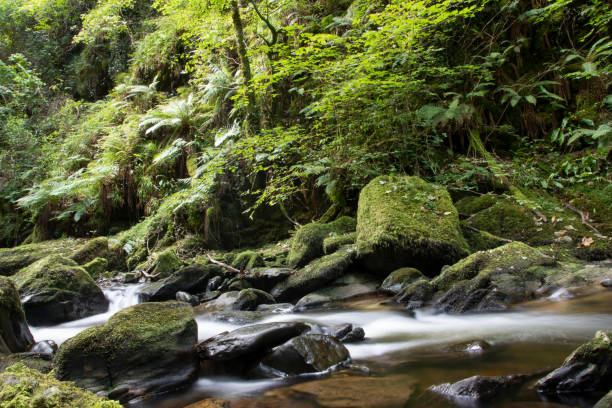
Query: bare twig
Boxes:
[
  {"xmin": 563, "ymin": 203, "xmax": 603, "ymax": 236},
  {"xmin": 466, "ymin": 225, "xmax": 514, "ymax": 243},
  {"xmin": 207, "ymin": 253, "xmax": 242, "ymax": 274}
]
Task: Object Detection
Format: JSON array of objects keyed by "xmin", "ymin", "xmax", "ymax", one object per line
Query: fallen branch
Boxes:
[
  {"xmin": 466, "ymin": 225, "xmax": 514, "ymax": 243},
  {"xmin": 563, "ymin": 203, "xmax": 603, "ymax": 236},
  {"xmin": 207, "ymin": 253, "xmax": 242, "ymax": 274},
  {"xmin": 139, "ymin": 269, "xmax": 160, "ymax": 281}
]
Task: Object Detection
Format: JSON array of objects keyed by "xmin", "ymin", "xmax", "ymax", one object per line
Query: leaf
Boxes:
[
  {"xmin": 525, "ymin": 95, "xmax": 537, "ymax": 105},
  {"xmin": 581, "ymin": 62, "xmax": 597, "ymax": 74},
  {"xmin": 510, "ymin": 95, "xmax": 521, "ymax": 107},
  {"xmin": 578, "ymin": 236, "xmax": 595, "ymax": 247}
]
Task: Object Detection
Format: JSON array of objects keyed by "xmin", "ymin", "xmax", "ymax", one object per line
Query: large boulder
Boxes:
[
  {"xmin": 13, "ymin": 255, "xmax": 109, "ymax": 325},
  {"xmin": 0, "ymin": 363, "xmax": 121, "ymax": 407},
  {"xmin": 259, "ymin": 334, "xmax": 349, "ymax": 376},
  {"xmin": 138, "ymin": 264, "xmax": 221, "ymax": 302},
  {"xmin": 0, "ymin": 277, "xmax": 34, "ymax": 353},
  {"xmin": 287, "ymin": 217, "xmax": 356, "ymax": 268},
  {"xmin": 0, "ymin": 238, "xmax": 84, "ymax": 276},
  {"xmin": 356, "ymin": 175, "xmax": 469, "ymax": 276},
  {"xmin": 271, "ymin": 246, "xmax": 356, "ymax": 302},
  {"xmin": 54, "ymin": 302, "xmax": 198, "ymax": 403},
  {"xmin": 149, "ymin": 247, "xmax": 184, "ymax": 278},
  {"xmin": 537, "ymin": 330, "xmax": 612, "ymax": 394},
  {"xmin": 295, "ymin": 273, "xmax": 378, "ymax": 310},
  {"xmin": 196, "ymin": 322, "xmax": 309, "ymax": 362},
  {"xmin": 70, "ymin": 237, "xmax": 109, "ymax": 265}
]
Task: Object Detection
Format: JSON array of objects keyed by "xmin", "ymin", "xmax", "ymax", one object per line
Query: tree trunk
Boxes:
[{"xmin": 230, "ymin": 0, "xmax": 260, "ymax": 134}]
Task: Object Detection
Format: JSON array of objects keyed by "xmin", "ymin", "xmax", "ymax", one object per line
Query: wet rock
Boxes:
[
  {"xmin": 245, "ymin": 268, "xmax": 292, "ymax": 292},
  {"xmin": 199, "ymin": 290, "xmax": 221, "ymax": 303},
  {"xmin": 271, "ymin": 247, "xmax": 356, "ymax": 302},
  {"xmin": 380, "ymin": 267, "xmax": 426, "ymax": 295},
  {"xmin": 233, "ymin": 289, "xmax": 276, "ymax": 311},
  {"xmin": 429, "ymin": 374, "xmax": 528, "ymax": 402},
  {"xmin": 31, "ymin": 340, "xmax": 58, "ymax": 355},
  {"xmin": 208, "ymin": 310, "xmax": 265, "ymax": 325},
  {"xmin": 176, "ymin": 291, "xmax": 199, "ymax": 306},
  {"xmin": 434, "ymin": 283, "xmax": 508, "ymax": 313},
  {"xmin": 325, "ymin": 323, "xmax": 366, "ymax": 342},
  {"xmin": 197, "ymin": 322, "xmax": 309, "ymax": 361},
  {"xmin": 336, "ymin": 327, "xmax": 365, "ymax": 343},
  {"xmin": 463, "ymin": 340, "xmax": 492, "ymax": 354},
  {"xmin": 295, "ymin": 273, "xmax": 378, "ymax": 311},
  {"xmin": 138, "ymin": 264, "xmax": 220, "ymax": 302},
  {"xmin": 393, "ymin": 279, "xmax": 433, "ymax": 308},
  {"xmin": 594, "ymin": 390, "xmax": 612, "ymax": 408},
  {"xmin": 259, "ymin": 334, "xmax": 349, "ymax": 376},
  {"xmin": 207, "ymin": 275, "xmax": 223, "ymax": 292},
  {"xmin": 256, "ymin": 303, "xmax": 294, "ymax": 314},
  {"xmin": 537, "ymin": 330, "xmax": 612, "ymax": 393},
  {"xmin": 287, "ymin": 217, "xmax": 356, "ymax": 268},
  {"xmin": 356, "ymin": 175, "xmax": 469, "ymax": 277},
  {"xmin": 54, "ymin": 302, "xmax": 198, "ymax": 403},
  {"xmin": 601, "ymin": 278, "xmax": 612, "ymax": 288},
  {"xmin": 69, "ymin": 237, "xmax": 109, "ymax": 265},
  {"xmin": 0, "ymin": 276, "xmax": 34, "ymax": 353},
  {"xmin": 226, "ymin": 277, "xmax": 252, "ymax": 291},
  {"xmin": 13, "ymin": 255, "xmax": 109, "ymax": 325},
  {"xmin": 0, "ymin": 363, "xmax": 122, "ymax": 407}
]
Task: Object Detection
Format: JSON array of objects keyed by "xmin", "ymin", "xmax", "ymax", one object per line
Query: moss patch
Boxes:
[
  {"xmin": 232, "ymin": 251, "xmax": 265, "ymax": 271},
  {"xmin": 0, "ymin": 363, "xmax": 121, "ymax": 407},
  {"xmin": 0, "ymin": 238, "xmax": 85, "ymax": 277},
  {"xmin": 70, "ymin": 237, "xmax": 109, "ymax": 265},
  {"xmin": 83, "ymin": 257, "xmax": 108, "ymax": 280},
  {"xmin": 380, "ymin": 267, "xmax": 426, "ymax": 295},
  {"xmin": 356, "ymin": 175, "xmax": 469, "ymax": 276},
  {"xmin": 455, "ymin": 193, "xmax": 497, "ymax": 215},
  {"xmin": 323, "ymin": 232, "xmax": 356, "ymax": 255},
  {"xmin": 151, "ymin": 247, "xmax": 183, "ymax": 278}
]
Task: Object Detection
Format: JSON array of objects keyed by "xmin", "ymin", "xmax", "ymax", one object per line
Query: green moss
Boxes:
[
  {"xmin": 380, "ymin": 267, "xmax": 425, "ymax": 294},
  {"xmin": 0, "ymin": 239, "xmax": 85, "ymax": 277},
  {"xmin": 431, "ymin": 242, "xmax": 556, "ymax": 292},
  {"xmin": 461, "ymin": 223, "xmax": 508, "ymax": 252},
  {"xmin": 70, "ymin": 237, "xmax": 109, "ymax": 265},
  {"xmin": 356, "ymin": 175, "xmax": 469, "ymax": 276},
  {"xmin": 574, "ymin": 239, "xmax": 612, "ymax": 262},
  {"xmin": 0, "ymin": 353, "xmax": 53, "ymax": 374},
  {"xmin": 151, "ymin": 247, "xmax": 183, "ymax": 278},
  {"xmin": 0, "ymin": 363, "xmax": 121, "ymax": 407},
  {"xmin": 232, "ymin": 251, "xmax": 265, "ymax": 271},
  {"xmin": 83, "ymin": 257, "xmax": 108, "ymax": 280},
  {"xmin": 13, "ymin": 256, "xmax": 97, "ymax": 297},
  {"xmin": 287, "ymin": 216, "xmax": 356, "ymax": 268},
  {"xmin": 455, "ymin": 193, "xmax": 497, "ymax": 215},
  {"xmin": 323, "ymin": 232, "xmax": 356, "ymax": 255}
]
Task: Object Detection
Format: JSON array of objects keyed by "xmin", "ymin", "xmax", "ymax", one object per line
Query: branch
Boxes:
[
  {"xmin": 248, "ymin": 0, "xmax": 278, "ymax": 46},
  {"xmin": 207, "ymin": 253, "xmax": 242, "ymax": 274},
  {"xmin": 466, "ymin": 225, "xmax": 514, "ymax": 243},
  {"xmin": 563, "ymin": 202, "xmax": 603, "ymax": 236}
]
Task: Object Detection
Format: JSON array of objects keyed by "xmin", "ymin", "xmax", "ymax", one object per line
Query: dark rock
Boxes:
[
  {"xmin": 198, "ymin": 290, "xmax": 221, "ymax": 303},
  {"xmin": 393, "ymin": 279, "xmax": 433, "ymax": 306},
  {"xmin": 54, "ymin": 302, "xmax": 199, "ymax": 403},
  {"xmin": 138, "ymin": 264, "xmax": 219, "ymax": 302},
  {"xmin": 295, "ymin": 273, "xmax": 378, "ymax": 310},
  {"xmin": 30, "ymin": 340, "xmax": 58, "ymax": 354},
  {"xmin": 380, "ymin": 267, "xmax": 425, "ymax": 295},
  {"xmin": 429, "ymin": 374, "xmax": 528, "ymax": 402},
  {"xmin": 271, "ymin": 247, "xmax": 356, "ymax": 302},
  {"xmin": 601, "ymin": 279, "xmax": 612, "ymax": 288},
  {"xmin": 339, "ymin": 327, "xmax": 365, "ymax": 343},
  {"xmin": 245, "ymin": 268, "xmax": 293, "ymax": 291},
  {"xmin": 0, "ymin": 276, "xmax": 34, "ymax": 353},
  {"xmin": 233, "ymin": 289, "xmax": 276, "ymax": 311},
  {"xmin": 434, "ymin": 283, "xmax": 508, "ymax": 314},
  {"xmin": 13, "ymin": 255, "xmax": 109, "ymax": 325},
  {"xmin": 326, "ymin": 323, "xmax": 365, "ymax": 343},
  {"xmin": 176, "ymin": 291, "xmax": 199, "ymax": 306},
  {"xmin": 226, "ymin": 277, "xmax": 252, "ymax": 291},
  {"xmin": 537, "ymin": 330, "xmax": 612, "ymax": 394},
  {"xmin": 259, "ymin": 334, "xmax": 350, "ymax": 376},
  {"xmin": 196, "ymin": 322, "xmax": 309, "ymax": 361},
  {"xmin": 206, "ymin": 275, "xmax": 223, "ymax": 292}
]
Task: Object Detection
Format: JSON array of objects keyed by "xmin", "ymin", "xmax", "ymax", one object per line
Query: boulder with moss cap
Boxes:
[
  {"xmin": 70, "ymin": 237, "xmax": 109, "ymax": 265},
  {"xmin": 12, "ymin": 255, "xmax": 108, "ymax": 325},
  {"xmin": 0, "ymin": 238, "xmax": 84, "ymax": 277},
  {"xmin": 0, "ymin": 276, "xmax": 34, "ymax": 353},
  {"xmin": 54, "ymin": 301, "xmax": 198, "ymax": 403},
  {"xmin": 356, "ymin": 175, "xmax": 469, "ymax": 277},
  {"xmin": 0, "ymin": 363, "xmax": 121, "ymax": 407}
]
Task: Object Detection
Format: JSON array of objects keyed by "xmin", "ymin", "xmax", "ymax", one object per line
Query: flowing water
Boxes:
[{"xmin": 28, "ymin": 285, "xmax": 612, "ymax": 408}]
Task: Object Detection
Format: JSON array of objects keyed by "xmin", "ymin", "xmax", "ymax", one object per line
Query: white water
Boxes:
[{"xmin": 30, "ymin": 283, "xmax": 144, "ymax": 345}]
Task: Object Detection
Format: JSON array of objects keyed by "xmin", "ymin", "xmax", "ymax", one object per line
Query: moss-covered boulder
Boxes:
[
  {"xmin": 429, "ymin": 242, "xmax": 556, "ymax": 313},
  {"xmin": 537, "ymin": 330, "xmax": 612, "ymax": 394},
  {"xmin": 0, "ymin": 352, "xmax": 53, "ymax": 374},
  {"xmin": 323, "ymin": 232, "xmax": 356, "ymax": 255},
  {"xmin": 0, "ymin": 364, "xmax": 121, "ymax": 407},
  {"xmin": 380, "ymin": 267, "xmax": 426, "ymax": 295},
  {"xmin": 461, "ymin": 224, "xmax": 509, "ymax": 252},
  {"xmin": 12, "ymin": 255, "xmax": 109, "ymax": 325},
  {"xmin": 83, "ymin": 257, "xmax": 108, "ymax": 280},
  {"xmin": 54, "ymin": 302, "xmax": 198, "ymax": 403},
  {"xmin": 0, "ymin": 238, "xmax": 84, "ymax": 276},
  {"xmin": 287, "ymin": 217, "xmax": 356, "ymax": 268},
  {"xmin": 271, "ymin": 246, "xmax": 356, "ymax": 302},
  {"xmin": 574, "ymin": 238, "xmax": 612, "ymax": 262},
  {"xmin": 0, "ymin": 277, "xmax": 34, "ymax": 353},
  {"xmin": 150, "ymin": 247, "xmax": 183, "ymax": 278},
  {"xmin": 70, "ymin": 237, "xmax": 109, "ymax": 265},
  {"xmin": 356, "ymin": 176, "xmax": 469, "ymax": 276},
  {"xmin": 232, "ymin": 251, "xmax": 265, "ymax": 271}
]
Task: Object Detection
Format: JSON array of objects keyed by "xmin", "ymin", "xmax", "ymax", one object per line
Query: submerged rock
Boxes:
[
  {"xmin": 13, "ymin": 255, "xmax": 108, "ymax": 325},
  {"xmin": 295, "ymin": 273, "xmax": 377, "ymax": 310},
  {"xmin": 287, "ymin": 217, "xmax": 356, "ymax": 268},
  {"xmin": 271, "ymin": 246, "xmax": 356, "ymax": 302},
  {"xmin": 0, "ymin": 363, "xmax": 121, "ymax": 407},
  {"xmin": 356, "ymin": 175, "xmax": 469, "ymax": 277},
  {"xmin": 54, "ymin": 302, "xmax": 198, "ymax": 403},
  {"xmin": 429, "ymin": 374, "xmax": 528, "ymax": 402},
  {"xmin": 0, "ymin": 276, "xmax": 34, "ymax": 353},
  {"xmin": 197, "ymin": 322, "xmax": 309, "ymax": 362},
  {"xmin": 537, "ymin": 330, "xmax": 612, "ymax": 394},
  {"xmin": 138, "ymin": 264, "xmax": 220, "ymax": 302}
]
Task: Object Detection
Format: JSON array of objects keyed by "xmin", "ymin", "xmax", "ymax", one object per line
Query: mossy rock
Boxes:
[
  {"xmin": 356, "ymin": 175, "xmax": 469, "ymax": 276},
  {"xmin": 12, "ymin": 255, "xmax": 109, "ymax": 325},
  {"xmin": 380, "ymin": 267, "xmax": 426, "ymax": 295},
  {"xmin": 323, "ymin": 232, "xmax": 356, "ymax": 255},
  {"xmin": 0, "ymin": 352, "xmax": 53, "ymax": 374},
  {"xmin": 574, "ymin": 238, "xmax": 612, "ymax": 262},
  {"xmin": 0, "ymin": 363, "xmax": 121, "ymax": 407},
  {"xmin": 70, "ymin": 237, "xmax": 109, "ymax": 265},
  {"xmin": 431, "ymin": 242, "xmax": 555, "ymax": 293},
  {"xmin": 271, "ymin": 246, "xmax": 356, "ymax": 302},
  {"xmin": 83, "ymin": 257, "xmax": 108, "ymax": 280},
  {"xmin": 232, "ymin": 250, "xmax": 265, "ymax": 271},
  {"xmin": 0, "ymin": 277, "xmax": 34, "ymax": 353},
  {"xmin": 0, "ymin": 238, "xmax": 85, "ymax": 276},
  {"xmin": 54, "ymin": 302, "xmax": 199, "ymax": 403},
  {"xmin": 454, "ymin": 194, "xmax": 497, "ymax": 215},
  {"xmin": 126, "ymin": 246, "xmax": 147, "ymax": 271},
  {"xmin": 151, "ymin": 247, "xmax": 184, "ymax": 278},
  {"xmin": 287, "ymin": 216, "xmax": 356, "ymax": 268}
]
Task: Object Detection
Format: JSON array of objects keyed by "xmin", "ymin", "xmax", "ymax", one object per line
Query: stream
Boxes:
[{"xmin": 30, "ymin": 286, "xmax": 612, "ymax": 408}]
